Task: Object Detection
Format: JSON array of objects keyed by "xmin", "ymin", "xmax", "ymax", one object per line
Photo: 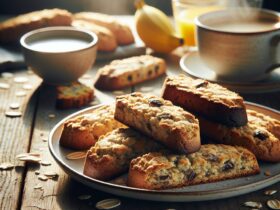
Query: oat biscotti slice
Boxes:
[
  {"xmin": 72, "ymin": 20, "xmax": 117, "ymax": 52},
  {"xmin": 94, "ymin": 55, "xmax": 166, "ymax": 90},
  {"xmin": 127, "ymin": 144, "xmax": 260, "ymax": 190},
  {"xmin": 0, "ymin": 9, "xmax": 72, "ymax": 43},
  {"xmin": 115, "ymin": 92, "xmax": 200, "ymax": 154},
  {"xmin": 60, "ymin": 105, "xmax": 125, "ymax": 150},
  {"xmin": 199, "ymin": 110, "xmax": 280, "ymax": 162},
  {"xmin": 74, "ymin": 12, "xmax": 134, "ymax": 45},
  {"xmin": 84, "ymin": 128, "xmax": 163, "ymax": 180},
  {"xmin": 161, "ymin": 74, "xmax": 247, "ymax": 127},
  {"xmin": 56, "ymin": 81, "xmax": 94, "ymax": 109}
]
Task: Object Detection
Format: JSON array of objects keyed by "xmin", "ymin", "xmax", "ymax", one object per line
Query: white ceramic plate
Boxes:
[
  {"xmin": 49, "ymin": 103, "xmax": 280, "ymax": 202},
  {"xmin": 180, "ymin": 51, "xmax": 280, "ymax": 93}
]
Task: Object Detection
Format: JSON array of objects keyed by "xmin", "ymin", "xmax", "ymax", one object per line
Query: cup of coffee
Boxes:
[{"xmin": 195, "ymin": 8, "xmax": 280, "ymax": 82}]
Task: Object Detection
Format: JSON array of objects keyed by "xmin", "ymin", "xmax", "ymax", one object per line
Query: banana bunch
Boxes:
[{"xmin": 135, "ymin": 0, "xmax": 183, "ymax": 53}]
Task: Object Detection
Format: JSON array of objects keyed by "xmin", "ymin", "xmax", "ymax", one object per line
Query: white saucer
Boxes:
[{"xmin": 180, "ymin": 51, "xmax": 280, "ymax": 93}]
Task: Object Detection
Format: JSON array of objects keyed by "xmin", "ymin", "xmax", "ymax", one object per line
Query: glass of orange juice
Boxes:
[{"xmin": 172, "ymin": 0, "xmax": 225, "ymax": 48}]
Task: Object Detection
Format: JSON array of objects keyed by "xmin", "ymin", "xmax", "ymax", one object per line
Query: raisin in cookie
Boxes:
[
  {"xmin": 0, "ymin": 9, "xmax": 72, "ymax": 43},
  {"xmin": 94, "ymin": 55, "xmax": 166, "ymax": 90},
  {"xmin": 199, "ymin": 109, "xmax": 280, "ymax": 162},
  {"xmin": 60, "ymin": 105, "xmax": 125, "ymax": 150},
  {"xmin": 128, "ymin": 144, "xmax": 260, "ymax": 190},
  {"xmin": 84, "ymin": 128, "xmax": 162, "ymax": 180},
  {"xmin": 162, "ymin": 74, "xmax": 247, "ymax": 127},
  {"xmin": 115, "ymin": 92, "xmax": 200, "ymax": 154}
]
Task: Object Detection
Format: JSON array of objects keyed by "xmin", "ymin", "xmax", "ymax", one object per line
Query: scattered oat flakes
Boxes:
[
  {"xmin": 44, "ymin": 171, "xmax": 58, "ymax": 178},
  {"xmin": 78, "ymin": 194, "xmax": 92, "ymax": 200},
  {"xmin": 0, "ymin": 82, "xmax": 10, "ymax": 89},
  {"xmin": 267, "ymin": 199, "xmax": 280, "ymax": 209},
  {"xmin": 48, "ymin": 114, "xmax": 56, "ymax": 118},
  {"xmin": 41, "ymin": 160, "xmax": 51, "ymax": 166},
  {"xmin": 265, "ymin": 170, "xmax": 271, "ymax": 176},
  {"xmin": 66, "ymin": 151, "xmax": 86, "ymax": 160},
  {"xmin": 0, "ymin": 162, "xmax": 14, "ymax": 170},
  {"xmin": 112, "ymin": 90, "xmax": 125, "ymax": 95},
  {"xmin": 15, "ymin": 91, "xmax": 27, "ymax": 97},
  {"xmin": 81, "ymin": 74, "xmax": 92, "ymax": 79},
  {"xmin": 139, "ymin": 86, "xmax": 153, "ymax": 92},
  {"xmin": 34, "ymin": 184, "xmax": 43, "ymax": 189},
  {"xmin": 38, "ymin": 174, "xmax": 48, "ymax": 181},
  {"xmin": 5, "ymin": 111, "xmax": 22, "ymax": 117},
  {"xmin": 22, "ymin": 84, "xmax": 33, "ymax": 90},
  {"xmin": 14, "ymin": 76, "xmax": 28, "ymax": 83},
  {"xmin": 95, "ymin": 199, "xmax": 121, "ymax": 210},
  {"xmin": 1, "ymin": 72, "xmax": 14, "ymax": 78},
  {"xmin": 243, "ymin": 201, "xmax": 262, "ymax": 209},
  {"xmin": 16, "ymin": 153, "xmax": 41, "ymax": 163},
  {"xmin": 9, "ymin": 102, "xmax": 20, "ymax": 109},
  {"xmin": 265, "ymin": 190, "xmax": 277, "ymax": 196}
]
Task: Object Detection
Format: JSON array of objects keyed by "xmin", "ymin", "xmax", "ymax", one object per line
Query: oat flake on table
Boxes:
[
  {"xmin": 0, "ymin": 82, "xmax": 10, "ymax": 89},
  {"xmin": 243, "ymin": 201, "xmax": 262, "ymax": 209},
  {"xmin": 15, "ymin": 91, "xmax": 27, "ymax": 97},
  {"xmin": 0, "ymin": 162, "xmax": 14, "ymax": 170},
  {"xmin": 95, "ymin": 198, "xmax": 121, "ymax": 210},
  {"xmin": 14, "ymin": 76, "xmax": 28, "ymax": 83},
  {"xmin": 9, "ymin": 102, "xmax": 20, "ymax": 109},
  {"xmin": 1, "ymin": 72, "xmax": 14, "ymax": 78},
  {"xmin": 22, "ymin": 84, "xmax": 33, "ymax": 90},
  {"xmin": 265, "ymin": 190, "xmax": 277, "ymax": 196},
  {"xmin": 41, "ymin": 160, "xmax": 51, "ymax": 166},
  {"xmin": 5, "ymin": 111, "xmax": 22, "ymax": 117},
  {"xmin": 267, "ymin": 199, "xmax": 280, "ymax": 209}
]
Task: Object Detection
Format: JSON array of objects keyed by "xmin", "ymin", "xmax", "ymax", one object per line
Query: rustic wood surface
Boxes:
[{"xmin": 0, "ymin": 17, "xmax": 280, "ymax": 210}]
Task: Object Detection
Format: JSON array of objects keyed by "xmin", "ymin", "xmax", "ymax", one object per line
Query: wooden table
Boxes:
[{"xmin": 1, "ymin": 17, "xmax": 280, "ymax": 210}]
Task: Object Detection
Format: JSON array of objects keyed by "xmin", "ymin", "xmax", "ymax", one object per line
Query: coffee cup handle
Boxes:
[{"xmin": 266, "ymin": 34, "xmax": 280, "ymax": 73}]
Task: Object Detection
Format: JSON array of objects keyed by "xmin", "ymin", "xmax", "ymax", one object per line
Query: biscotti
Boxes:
[
  {"xmin": 127, "ymin": 144, "xmax": 260, "ymax": 190},
  {"xmin": 199, "ymin": 110, "xmax": 280, "ymax": 162},
  {"xmin": 72, "ymin": 20, "xmax": 117, "ymax": 52},
  {"xmin": 74, "ymin": 12, "xmax": 134, "ymax": 45},
  {"xmin": 56, "ymin": 82, "xmax": 94, "ymax": 109},
  {"xmin": 60, "ymin": 105, "xmax": 125, "ymax": 150},
  {"xmin": 115, "ymin": 92, "xmax": 200, "ymax": 153},
  {"xmin": 162, "ymin": 74, "xmax": 247, "ymax": 127},
  {"xmin": 94, "ymin": 55, "xmax": 166, "ymax": 90},
  {"xmin": 0, "ymin": 9, "xmax": 72, "ymax": 43},
  {"xmin": 84, "ymin": 128, "xmax": 162, "ymax": 180}
]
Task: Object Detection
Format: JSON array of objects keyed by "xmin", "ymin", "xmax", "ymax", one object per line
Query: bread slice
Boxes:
[
  {"xmin": 94, "ymin": 55, "xmax": 166, "ymax": 90},
  {"xmin": 74, "ymin": 12, "xmax": 134, "ymax": 45},
  {"xmin": 72, "ymin": 19, "xmax": 117, "ymax": 52},
  {"xmin": 60, "ymin": 105, "xmax": 125, "ymax": 150},
  {"xmin": 56, "ymin": 81, "xmax": 94, "ymax": 109},
  {"xmin": 0, "ymin": 9, "xmax": 72, "ymax": 43},
  {"xmin": 127, "ymin": 144, "xmax": 260, "ymax": 190},
  {"xmin": 199, "ymin": 109, "xmax": 280, "ymax": 162},
  {"xmin": 115, "ymin": 92, "xmax": 200, "ymax": 154},
  {"xmin": 162, "ymin": 74, "xmax": 247, "ymax": 127},
  {"xmin": 83, "ymin": 128, "xmax": 162, "ymax": 180}
]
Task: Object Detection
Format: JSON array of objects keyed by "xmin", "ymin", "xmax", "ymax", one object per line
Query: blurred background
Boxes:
[{"xmin": 1, "ymin": 0, "xmax": 280, "ymax": 15}]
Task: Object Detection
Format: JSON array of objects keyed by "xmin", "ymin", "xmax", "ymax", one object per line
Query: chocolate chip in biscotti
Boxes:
[
  {"xmin": 159, "ymin": 175, "xmax": 169, "ymax": 180},
  {"xmin": 253, "ymin": 130, "xmax": 268, "ymax": 141},
  {"xmin": 127, "ymin": 75, "xmax": 133, "ymax": 81},
  {"xmin": 148, "ymin": 70, "xmax": 153, "ymax": 76},
  {"xmin": 154, "ymin": 65, "xmax": 159, "ymax": 73},
  {"xmin": 222, "ymin": 160, "xmax": 235, "ymax": 171},
  {"xmin": 185, "ymin": 169, "xmax": 196, "ymax": 181},
  {"xmin": 148, "ymin": 99, "xmax": 163, "ymax": 107}
]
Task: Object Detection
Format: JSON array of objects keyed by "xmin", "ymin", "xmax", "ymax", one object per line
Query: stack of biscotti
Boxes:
[
  {"xmin": 94, "ymin": 55, "xmax": 166, "ymax": 90},
  {"xmin": 162, "ymin": 74, "xmax": 280, "ymax": 162},
  {"xmin": 0, "ymin": 9, "xmax": 72, "ymax": 43}
]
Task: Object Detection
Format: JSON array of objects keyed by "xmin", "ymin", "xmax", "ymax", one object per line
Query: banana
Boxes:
[{"xmin": 135, "ymin": 0, "xmax": 183, "ymax": 53}]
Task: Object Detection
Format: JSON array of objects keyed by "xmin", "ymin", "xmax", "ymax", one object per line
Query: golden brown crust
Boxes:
[
  {"xmin": 83, "ymin": 128, "xmax": 162, "ymax": 180},
  {"xmin": 0, "ymin": 9, "xmax": 72, "ymax": 43},
  {"xmin": 74, "ymin": 12, "xmax": 134, "ymax": 45},
  {"xmin": 72, "ymin": 19, "xmax": 117, "ymax": 52},
  {"xmin": 199, "ymin": 110, "xmax": 280, "ymax": 162},
  {"xmin": 56, "ymin": 82, "xmax": 94, "ymax": 109},
  {"xmin": 161, "ymin": 74, "xmax": 248, "ymax": 127},
  {"xmin": 60, "ymin": 105, "xmax": 125, "ymax": 150},
  {"xmin": 94, "ymin": 55, "xmax": 166, "ymax": 90},
  {"xmin": 115, "ymin": 92, "xmax": 201, "ymax": 154},
  {"xmin": 128, "ymin": 144, "xmax": 260, "ymax": 190}
]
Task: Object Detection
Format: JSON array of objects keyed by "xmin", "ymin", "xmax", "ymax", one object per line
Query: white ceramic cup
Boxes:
[{"xmin": 195, "ymin": 8, "xmax": 280, "ymax": 82}]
